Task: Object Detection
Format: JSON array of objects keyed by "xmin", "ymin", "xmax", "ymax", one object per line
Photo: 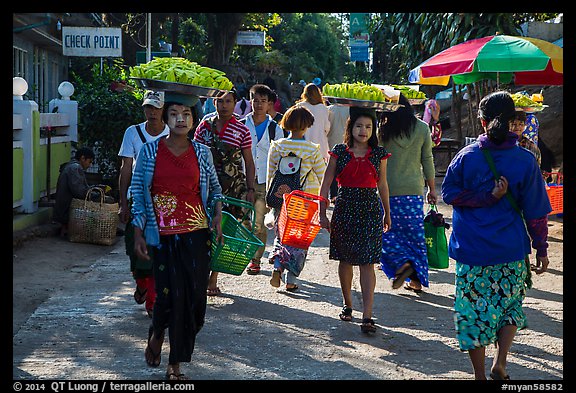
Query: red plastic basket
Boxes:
[
  {"xmin": 546, "ymin": 172, "xmax": 563, "ymax": 215},
  {"xmin": 278, "ymin": 190, "xmax": 325, "ymax": 250}
]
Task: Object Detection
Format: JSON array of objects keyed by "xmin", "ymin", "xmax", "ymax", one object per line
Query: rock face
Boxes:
[{"xmin": 533, "ymin": 85, "xmax": 563, "ymax": 167}]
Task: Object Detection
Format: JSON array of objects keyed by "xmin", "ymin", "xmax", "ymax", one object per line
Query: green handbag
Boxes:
[{"xmin": 424, "ymin": 204, "xmax": 450, "ymax": 269}]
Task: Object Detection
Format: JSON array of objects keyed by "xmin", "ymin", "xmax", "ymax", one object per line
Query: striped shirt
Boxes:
[
  {"xmin": 194, "ymin": 116, "xmax": 252, "ymax": 150},
  {"xmin": 130, "ymin": 136, "xmax": 223, "ymax": 247},
  {"xmin": 267, "ymin": 138, "xmax": 327, "ymax": 195}
]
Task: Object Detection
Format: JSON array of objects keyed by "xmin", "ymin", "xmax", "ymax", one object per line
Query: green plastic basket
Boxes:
[{"xmin": 209, "ymin": 196, "xmax": 263, "ymax": 276}]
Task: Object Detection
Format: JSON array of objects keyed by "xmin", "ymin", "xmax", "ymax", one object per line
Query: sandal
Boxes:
[
  {"xmin": 404, "ymin": 283, "xmax": 423, "ymax": 294},
  {"xmin": 489, "ymin": 371, "xmax": 511, "ymax": 380},
  {"xmin": 207, "ymin": 287, "xmax": 222, "ymax": 296},
  {"xmin": 392, "ymin": 266, "xmax": 414, "ymax": 289},
  {"xmin": 339, "ymin": 306, "xmax": 353, "ymax": 322},
  {"xmin": 286, "ymin": 284, "xmax": 299, "ymax": 292},
  {"xmin": 134, "ymin": 287, "xmax": 147, "ymax": 305},
  {"xmin": 145, "ymin": 325, "xmax": 163, "ymax": 368},
  {"xmin": 246, "ymin": 260, "xmax": 261, "ymax": 275},
  {"xmin": 360, "ymin": 318, "xmax": 377, "ymax": 334}
]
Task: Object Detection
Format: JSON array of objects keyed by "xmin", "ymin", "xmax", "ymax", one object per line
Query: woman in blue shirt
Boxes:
[{"xmin": 441, "ymin": 91, "xmax": 551, "ymax": 380}]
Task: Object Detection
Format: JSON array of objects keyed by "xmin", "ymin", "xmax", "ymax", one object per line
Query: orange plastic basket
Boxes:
[
  {"xmin": 546, "ymin": 172, "xmax": 563, "ymax": 215},
  {"xmin": 278, "ymin": 190, "xmax": 325, "ymax": 250}
]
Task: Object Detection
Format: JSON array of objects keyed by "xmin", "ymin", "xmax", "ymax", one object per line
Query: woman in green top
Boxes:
[{"xmin": 378, "ymin": 93, "xmax": 437, "ymax": 293}]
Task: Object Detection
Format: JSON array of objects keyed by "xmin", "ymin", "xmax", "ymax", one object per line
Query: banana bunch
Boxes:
[
  {"xmin": 511, "ymin": 92, "xmax": 542, "ymax": 108},
  {"xmin": 390, "ymin": 85, "xmax": 427, "ymax": 99},
  {"xmin": 322, "ymin": 82, "xmax": 386, "ymax": 102},
  {"xmin": 130, "ymin": 57, "xmax": 234, "ymax": 91}
]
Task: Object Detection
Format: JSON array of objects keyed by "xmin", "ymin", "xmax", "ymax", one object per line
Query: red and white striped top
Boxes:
[{"xmin": 194, "ymin": 116, "xmax": 252, "ymax": 150}]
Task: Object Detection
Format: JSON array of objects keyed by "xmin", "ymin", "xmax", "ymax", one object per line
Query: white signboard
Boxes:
[
  {"xmin": 62, "ymin": 27, "xmax": 122, "ymax": 57},
  {"xmin": 236, "ymin": 31, "xmax": 265, "ymax": 46}
]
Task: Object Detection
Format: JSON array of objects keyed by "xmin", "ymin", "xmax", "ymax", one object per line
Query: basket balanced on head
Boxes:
[
  {"xmin": 209, "ymin": 196, "xmax": 263, "ymax": 276},
  {"xmin": 278, "ymin": 190, "xmax": 325, "ymax": 250}
]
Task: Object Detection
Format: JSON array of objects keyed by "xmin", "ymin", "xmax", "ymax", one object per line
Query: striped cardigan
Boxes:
[{"xmin": 130, "ymin": 137, "xmax": 223, "ymax": 247}]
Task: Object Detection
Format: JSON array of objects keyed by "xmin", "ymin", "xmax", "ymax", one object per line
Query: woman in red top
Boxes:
[
  {"xmin": 319, "ymin": 108, "xmax": 391, "ymax": 334},
  {"xmin": 134, "ymin": 93, "xmax": 223, "ymax": 380}
]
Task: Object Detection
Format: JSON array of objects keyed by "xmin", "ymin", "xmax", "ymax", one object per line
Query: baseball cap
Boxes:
[{"xmin": 142, "ymin": 90, "xmax": 164, "ymax": 108}]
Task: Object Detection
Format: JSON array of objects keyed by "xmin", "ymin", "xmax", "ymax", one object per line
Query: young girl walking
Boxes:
[
  {"xmin": 266, "ymin": 105, "xmax": 327, "ymax": 291},
  {"xmin": 319, "ymin": 107, "xmax": 391, "ymax": 334}
]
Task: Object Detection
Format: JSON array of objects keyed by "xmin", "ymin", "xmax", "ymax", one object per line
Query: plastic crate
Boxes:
[
  {"xmin": 209, "ymin": 196, "xmax": 263, "ymax": 275},
  {"xmin": 546, "ymin": 172, "xmax": 564, "ymax": 215},
  {"xmin": 546, "ymin": 172, "xmax": 563, "ymax": 215},
  {"xmin": 278, "ymin": 190, "xmax": 325, "ymax": 250}
]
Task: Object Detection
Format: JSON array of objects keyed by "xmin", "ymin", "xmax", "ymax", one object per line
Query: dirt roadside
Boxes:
[{"xmin": 12, "ymin": 177, "xmax": 563, "ymax": 380}]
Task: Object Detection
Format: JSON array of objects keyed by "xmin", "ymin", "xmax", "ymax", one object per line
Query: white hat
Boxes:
[{"xmin": 142, "ymin": 90, "xmax": 164, "ymax": 108}]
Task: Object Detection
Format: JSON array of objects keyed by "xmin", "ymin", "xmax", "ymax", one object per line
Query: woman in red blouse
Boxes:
[
  {"xmin": 319, "ymin": 108, "xmax": 391, "ymax": 334},
  {"xmin": 133, "ymin": 93, "xmax": 223, "ymax": 380}
]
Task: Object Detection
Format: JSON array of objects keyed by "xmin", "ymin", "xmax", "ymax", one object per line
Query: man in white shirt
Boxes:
[
  {"xmin": 117, "ymin": 90, "xmax": 170, "ymax": 317},
  {"xmin": 242, "ymin": 84, "xmax": 284, "ymax": 275}
]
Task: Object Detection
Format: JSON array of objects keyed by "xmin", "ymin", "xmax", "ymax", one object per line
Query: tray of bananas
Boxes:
[
  {"xmin": 324, "ymin": 96, "xmax": 403, "ymax": 111},
  {"xmin": 131, "ymin": 78, "xmax": 226, "ymax": 98},
  {"xmin": 129, "ymin": 57, "xmax": 234, "ymax": 97}
]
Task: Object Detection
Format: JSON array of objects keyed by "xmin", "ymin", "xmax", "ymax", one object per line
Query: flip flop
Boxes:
[
  {"xmin": 207, "ymin": 287, "xmax": 222, "ymax": 296},
  {"xmin": 404, "ymin": 283, "xmax": 423, "ymax": 294},
  {"xmin": 286, "ymin": 284, "xmax": 299, "ymax": 292},
  {"xmin": 145, "ymin": 325, "xmax": 162, "ymax": 368},
  {"xmin": 489, "ymin": 372, "xmax": 510, "ymax": 380},
  {"xmin": 392, "ymin": 266, "xmax": 414, "ymax": 289},
  {"xmin": 134, "ymin": 287, "xmax": 147, "ymax": 305},
  {"xmin": 165, "ymin": 372, "xmax": 187, "ymax": 380}
]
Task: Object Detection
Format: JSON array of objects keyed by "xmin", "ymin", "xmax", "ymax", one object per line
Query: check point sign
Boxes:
[{"xmin": 62, "ymin": 27, "xmax": 122, "ymax": 57}]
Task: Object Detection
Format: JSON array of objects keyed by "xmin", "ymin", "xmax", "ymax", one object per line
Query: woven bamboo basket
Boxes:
[{"xmin": 68, "ymin": 187, "xmax": 119, "ymax": 246}]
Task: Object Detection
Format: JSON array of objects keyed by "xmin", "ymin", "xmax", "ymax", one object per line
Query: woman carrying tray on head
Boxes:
[
  {"xmin": 319, "ymin": 107, "xmax": 391, "ymax": 334},
  {"xmin": 131, "ymin": 92, "xmax": 223, "ymax": 380},
  {"xmin": 267, "ymin": 105, "xmax": 326, "ymax": 292}
]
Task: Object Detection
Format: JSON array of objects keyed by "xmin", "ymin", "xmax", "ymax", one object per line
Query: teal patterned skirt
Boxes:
[{"xmin": 454, "ymin": 260, "xmax": 528, "ymax": 351}]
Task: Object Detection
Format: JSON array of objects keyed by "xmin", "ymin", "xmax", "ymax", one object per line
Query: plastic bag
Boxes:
[{"xmin": 424, "ymin": 204, "xmax": 450, "ymax": 269}]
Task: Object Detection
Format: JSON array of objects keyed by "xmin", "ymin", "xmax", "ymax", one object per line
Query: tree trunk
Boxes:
[
  {"xmin": 170, "ymin": 13, "xmax": 180, "ymax": 56},
  {"xmin": 206, "ymin": 13, "xmax": 247, "ymax": 67},
  {"xmin": 466, "ymin": 84, "xmax": 476, "ymax": 137},
  {"xmin": 451, "ymin": 84, "xmax": 463, "ymax": 142}
]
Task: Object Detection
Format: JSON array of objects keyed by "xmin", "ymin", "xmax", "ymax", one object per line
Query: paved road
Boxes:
[{"xmin": 13, "ymin": 184, "xmax": 563, "ymax": 381}]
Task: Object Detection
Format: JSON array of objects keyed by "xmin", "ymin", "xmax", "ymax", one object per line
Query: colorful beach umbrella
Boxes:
[{"xmin": 409, "ymin": 35, "xmax": 563, "ymax": 86}]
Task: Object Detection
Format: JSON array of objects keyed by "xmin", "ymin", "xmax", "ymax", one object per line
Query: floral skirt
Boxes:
[
  {"xmin": 454, "ymin": 260, "xmax": 528, "ymax": 351},
  {"xmin": 380, "ymin": 195, "xmax": 429, "ymax": 287}
]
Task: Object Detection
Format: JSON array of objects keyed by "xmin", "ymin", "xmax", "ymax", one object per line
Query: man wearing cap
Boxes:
[{"xmin": 118, "ymin": 90, "xmax": 170, "ymax": 317}]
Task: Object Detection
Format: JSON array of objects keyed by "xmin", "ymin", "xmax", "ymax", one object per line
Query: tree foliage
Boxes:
[
  {"xmin": 73, "ymin": 12, "xmax": 560, "ymax": 180},
  {"xmin": 371, "ymin": 13, "xmax": 527, "ymax": 85},
  {"xmin": 71, "ymin": 59, "xmax": 144, "ymax": 179}
]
